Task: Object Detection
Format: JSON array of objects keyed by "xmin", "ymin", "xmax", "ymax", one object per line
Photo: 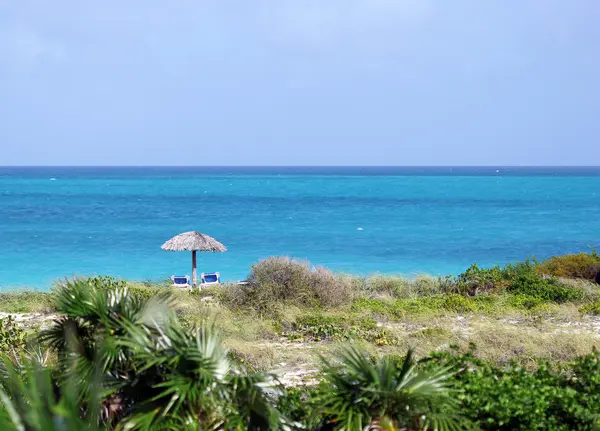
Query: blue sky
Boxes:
[{"xmin": 1, "ymin": 1, "xmax": 599, "ymax": 166}]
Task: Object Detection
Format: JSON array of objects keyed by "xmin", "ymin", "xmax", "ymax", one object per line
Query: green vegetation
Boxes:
[
  {"xmin": 0, "ymin": 278, "xmax": 463, "ymax": 430},
  {"xmin": 0, "ymin": 290, "xmax": 53, "ymax": 313},
  {"xmin": 0, "ymin": 315, "xmax": 27, "ymax": 353},
  {"xmin": 1, "ymin": 251, "xmax": 600, "ymax": 429},
  {"xmin": 536, "ymin": 249, "xmax": 600, "ymax": 280},
  {"xmin": 425, "ymin": 349, "xmax": 600, "ymax": 430}
]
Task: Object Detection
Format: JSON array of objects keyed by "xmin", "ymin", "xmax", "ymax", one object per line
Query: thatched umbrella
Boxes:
[{"xmin": 161, "ymin": 231, "xmax": 227, "ymax": 287}]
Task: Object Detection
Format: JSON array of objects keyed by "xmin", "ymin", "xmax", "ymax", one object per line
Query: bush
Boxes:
[
  {"xmin": 0, "ymin": 316, "xmax": 27, "ymax": 353},
  {"xmin": 451, "ymin": 263, "xmax": 507, "ymax": 295},
  {"xmin": 277, "ymin": 386, "xmax": 322, "ymax": 429},
  {"xmin": 449, "ymin": 260, "xmax": 585, "ymax": 304},
  {"xmin": 508, "ymin": 294, "xmax": 546, "ymax": 310},
  {"xmin": 537, "ymin": 252, "xmax": 600, "ymax": 281},
  {"xmin": 226, "ymin": 257, "xmax": 356, "ymax": 312},
  {"xmin": 507, "ymin": 273, "xmax": 584, "ymax": 303},
  {"xmin": 423, "ymin": 350, "xmax": 600, "ymax": 430},
  {"xmin": 450, "ymin": 261, "xmax": 541, "ymax": 296}
]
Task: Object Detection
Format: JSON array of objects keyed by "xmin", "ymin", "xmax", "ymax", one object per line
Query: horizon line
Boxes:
[{"xmin": 2, "ymin": 165, "xmax": 600, "ymax": 169}]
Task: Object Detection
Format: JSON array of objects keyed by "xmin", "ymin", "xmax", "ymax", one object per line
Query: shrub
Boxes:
[
  {"xmin": 0, "ymin": 316, "xmax": 27, "ymax": 353},
  {"xmin": 537, "ymin": 252, "xmax": 600, "ymax": 281},
  {"xmin": 423, "ymin": 350, "xmax": 600, "ymax": 430},
  {"xmin": 507, "ymin": 273, "xmax": 584, "ymax": 303},
  {"xmin": 277, "ymin": 386, "xmax": 322, "ymax": 429},
  {"xmin": 450, "ymin": 261, "xmax": 540, "ymax": 296},
  {"xmin": 229, "ymin": 257, "xmax": 356, "ymax": 312},
  {"xmin": 451, "ymin": 263, "xmax": 507, "ymax": 295},
  {"xmin": 508, "ymin": 294, "xmax": 546, "ymax": 310}
]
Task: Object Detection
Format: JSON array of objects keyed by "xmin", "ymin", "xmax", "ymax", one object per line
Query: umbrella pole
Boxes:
[{"xmin": 192, "ymin": 250, "xmax": 197, "ymax": 287}]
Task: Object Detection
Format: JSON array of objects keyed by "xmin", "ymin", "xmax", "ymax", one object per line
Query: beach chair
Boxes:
[
  {"xmin": 171, "ymin": 275, "xmax": 190, "ymax": 289},
  {"xmin": 200, "ymin": 272, "xmax": 220, "ymax": 286}
]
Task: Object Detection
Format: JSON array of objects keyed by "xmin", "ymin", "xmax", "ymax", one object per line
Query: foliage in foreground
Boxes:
[
  {"xmin": 277, "ymin": 348, "xmax": 600, "ymax": 431},
  {"xmin": 0, "ymin": 277, "xmax": 463, "ymax": 431},
  {"xmin": 423, "ymin": 349, "xmax": 600, "ymax": 431},
  {"xmin": 317, "ymin": 347, "xmax": 463, "ymax": 431},
  {"xmin": 0, "ymin": 316, "xmax": 27, "ymax": 353}
]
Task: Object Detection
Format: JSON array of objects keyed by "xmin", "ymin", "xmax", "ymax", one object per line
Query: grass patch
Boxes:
[
  {"xmin": 282, "ymin": 312, "xmax": 397, "ymax": 346},
  {"xmin": 0, "ymin": 291, "xmax": 53, "ymax": 313},
  {"xmin": 364, "ymin": 274, "xmax": 443, "ymax": 298},
  {"xmin": 409, "ymin": 326, "xmax": 452, "ymax": 339},
  {"xmin": 351, "ymin": 294, "xmax": 534, "ymax": 318},
  {"xmin": 579, "ymin": 300, "xmax": 600, "ymax": 315}
]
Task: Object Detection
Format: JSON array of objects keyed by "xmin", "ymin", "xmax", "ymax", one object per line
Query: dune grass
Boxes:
[
  {"xmin": 0, "ymin": 290, "xmax": 53, "ymax": 313},
  {"xmin": 1, "ymin": 252, "xmax": 600, "ymax": 371}
]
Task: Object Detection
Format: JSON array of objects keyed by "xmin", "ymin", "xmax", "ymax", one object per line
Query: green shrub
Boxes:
[
  {"xmin": 537, "ymin": 252, "xmax": 600, "ymax": 281},
  {"xmin": 223, "ymin": 257, "xmax": 356, "ymax": 312},
  {"xmin": 451, "ymin": 263, "xmax": 507, "ymax": 295},
  {"xmin": 276, "ymin": 386, "xmax": 323, "ymax": 429},
  {"xmin": 508, "ymin": 294, "xmax": 546, "ymax": 310},
  {"xmin": 507, "ymin": 273, "xmax": 584, "ymax": 303},
  {"xmin": 0, "ymin": 316, "xmax": 27, "ymax": 352},
  {"xmin": 450, "ymin": 260, "xmax": 541, "ymax": 296},
  {"xmin": 436, "ymin": 294, "xmax": 479, "ymax": 313},
  {"xmin": 423, "ymin": 350, "xmax": 600, "ymax": 430}
]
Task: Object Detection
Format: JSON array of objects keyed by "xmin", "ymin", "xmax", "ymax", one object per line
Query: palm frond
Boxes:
[{"xmin": 318, "ymin": 346, "xmax": 466, "ymax": 431}]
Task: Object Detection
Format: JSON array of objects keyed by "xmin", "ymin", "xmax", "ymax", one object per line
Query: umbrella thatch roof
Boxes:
[{"xmin": 161, "ymin": 231, "xmax": 227, "ymax": 252}]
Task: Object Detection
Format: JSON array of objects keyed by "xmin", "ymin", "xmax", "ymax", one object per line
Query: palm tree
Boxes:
[
  {"xmin": 317, "ymin": 346, "xmax": 464, "ymax": 431},
  {"xmin": 0, "ymin": 355, "xmax": 106, "ymax": 431},
  {"xmin": 34, "ymin": 277, "xmax": 287, "ymax": 430},
  {"xmin": 118, "ymin": 320, "xmax": 285, "ymax": 430}
]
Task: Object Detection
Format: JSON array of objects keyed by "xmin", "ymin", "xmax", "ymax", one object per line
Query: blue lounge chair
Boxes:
[
  {"xmin": 171, "ymin": 275, "xmax": 190, "ymax": 289},
  {"xmin": 200, "ymin": 272, "xmax": 220, "ymax": 286}
]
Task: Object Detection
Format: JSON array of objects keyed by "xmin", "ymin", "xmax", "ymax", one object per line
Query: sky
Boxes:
[{"xmin": 0, "ymin": 1, "xmax": 599, "ymax": 166}]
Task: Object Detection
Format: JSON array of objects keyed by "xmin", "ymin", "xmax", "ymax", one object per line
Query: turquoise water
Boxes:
[{"xmin": 1, "ymin": 167, "xmax": 599, "ymax": 290}]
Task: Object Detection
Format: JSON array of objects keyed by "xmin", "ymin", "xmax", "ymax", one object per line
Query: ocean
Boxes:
[{"xmin": 1, "ymin": 166, "xmax": 599, "ymax": 290}]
